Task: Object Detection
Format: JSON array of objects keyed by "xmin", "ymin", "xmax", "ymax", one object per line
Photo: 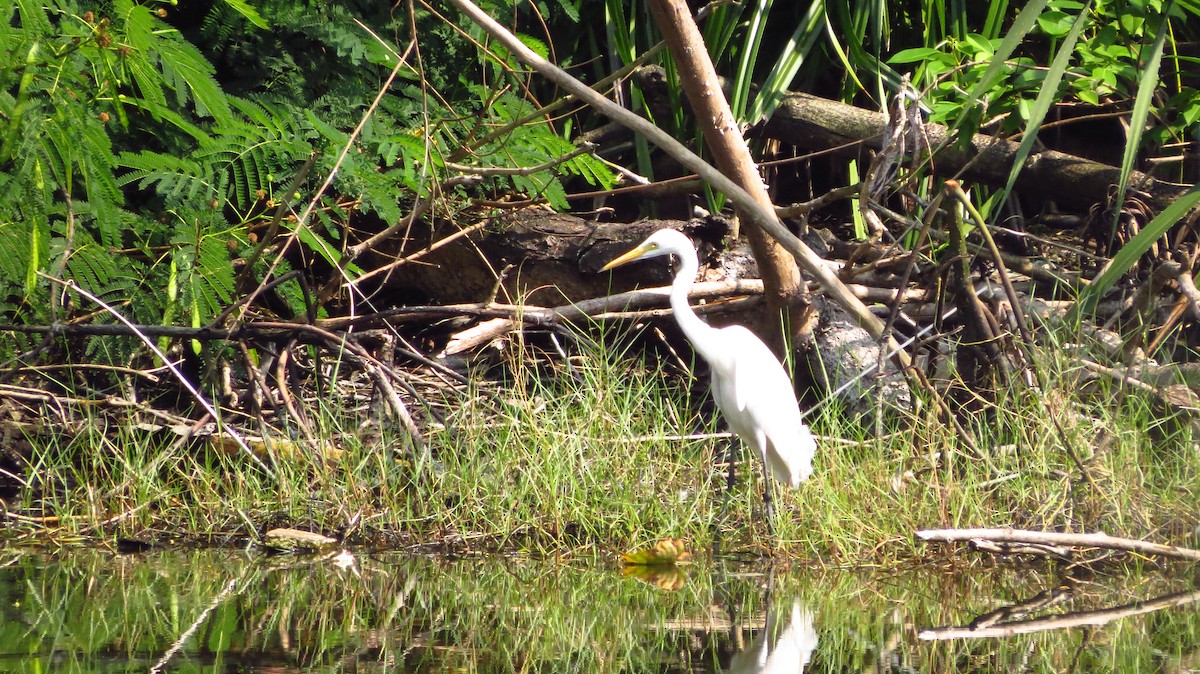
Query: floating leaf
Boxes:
[{"xmin": 619, "ymin": 538, "xmax": 692, "ymax": 566}]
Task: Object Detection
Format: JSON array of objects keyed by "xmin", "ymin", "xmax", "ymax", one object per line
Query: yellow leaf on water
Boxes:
[{"xmin": 619, "ymin": 538, "xmax": 692, "ymax": 566}]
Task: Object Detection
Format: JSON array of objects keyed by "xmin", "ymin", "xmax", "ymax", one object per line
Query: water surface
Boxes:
[{"xmin": 0, "ymin": 548, "xmax": 1196, "ymax": 672}]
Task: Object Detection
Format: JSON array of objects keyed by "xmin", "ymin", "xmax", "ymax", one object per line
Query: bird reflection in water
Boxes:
[{"xmin": 726, "ymin": 600, "xmax": 818, "ymax": 674}]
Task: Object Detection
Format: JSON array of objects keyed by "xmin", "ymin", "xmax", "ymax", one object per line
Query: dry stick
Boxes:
[
  {"xmin": 946, "ymin": 180, "xmax": 1100, "ymax": 491},
  {"xmin": 1174, "ymin": 265, "xmax": 1200, "ymax": 320},
  {"xmin": 873, "ymin": 190, "xmax": 943, "ymax": 448},
  {"xmin": 916, "ymin": 527, "xmax": 1200, "ymax": 562},
  {"xmin": 0, "ymin": 317, "xmax": 474, "ymax": 390},
  {"xmin": 919, "ymin": 588, "xmax": 1200, "ymax": 640},
  {"xmin": 351, "ymin": 217, "xmax": 489, "ymax": 287},
  {"xmin": 302, "ymin": 325, "xmax": 430, "ymax": 444},
  {"xmin": 224, "ymin": 153, "xmax": 318, "ymax": 327},
  {"xmin": 947, "ymin": 181, "xmax": 1035, "ymax": 346},
  {"xmin": 275, "ymin": 338, "xmax": 321, "ymax": 452},
  {"xmin": 447, "ymin": 41, "xmax": 668, "ymax": 163},
  {"xmin": 301, "ymin": 46, "xmax": 412, "ymax": 305},
  {"xmin": 38, "ymin": 274, "xmax": 276, "ymax": 479},
  {"xmin": 440, "ymin": 0, "xmax": 732, "ymax": 166},
  {"xmin": 435, "ymin": 280, "xmax": 772, "ymax": 356},
  {"xmin": 347, "ymin": 18, "xmax": 667, "ymax": 296},
  {"xmin": 776, "ymin": 183, "xmax": 861, "ymax": 218},
  {"xmin": 445, "ymin": 143, "xmax": 596, "ymax": 176}
]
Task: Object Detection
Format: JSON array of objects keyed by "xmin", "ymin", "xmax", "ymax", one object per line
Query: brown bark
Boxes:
[
  {"xmin": 645, "ymin": 0, "xmax": 804, "ymax": 348},
  {"xmin": 371, "ymin": 211, "xmax": 719, "ymax": 305}
]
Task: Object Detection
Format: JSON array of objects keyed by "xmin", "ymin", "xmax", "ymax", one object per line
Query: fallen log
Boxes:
[{"xmin": 762, "ymin": 90, "xmax": 1192, "ymax": 212}]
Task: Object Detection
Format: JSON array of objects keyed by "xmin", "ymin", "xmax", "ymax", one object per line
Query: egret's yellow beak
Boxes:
[{"xmin": 600, "ymin": 243, "xmax": 656, "ymax": 271}]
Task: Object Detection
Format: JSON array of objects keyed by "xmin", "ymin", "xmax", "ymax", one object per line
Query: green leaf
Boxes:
[
  {"xmin": 1036, "ymin": 10, "xmax": 1075, "ymax": 36},
  {"xmin": 887, "ymin": 47, "xmax": 947, "ymax": 64},
  {"xmin": 24, "ymin": 218, "xmax": 38, "ymax": 297},
  {"xmin": 744, "ymin": 1, "xmax": 824, "ymax": 125},
  {"xmin": 1075, "ymin": 84, "xmax": 1101, "ymax": 105},
  {"xmin": 998, "ymin": 1, "xmax": 1092, "ymax": 204},
  {"xmin": 222, "ymin": 0, "xmax": 269, "ymax": 30},
  {"xmin": 959, "ymin": 0, "xmax": 1049, "ymax": 128},
  {"xmin": 963, "ymin": 33, "xmax": 999, "ymax": 58}
]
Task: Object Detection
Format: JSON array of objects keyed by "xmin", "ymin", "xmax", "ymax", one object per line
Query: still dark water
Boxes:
[{"xmin": 0, "ymin": 547, "xmax": 1196, "ymax": 672}]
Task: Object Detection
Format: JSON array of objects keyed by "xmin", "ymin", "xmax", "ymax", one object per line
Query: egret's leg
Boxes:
[
  {"xmin": 724, "ymin": 441, "xmax": 739, "ymax": 496},
  {"xmin": 750, "ymin": 434, "xmax": 775, "ymax": 529},
  {"xmin": 715, "ymin": 440, "xmax": 740, "ymax": 522},
  {"xmin": 762, "ymin": 463, "xmax": 776, "ymax": 524}
]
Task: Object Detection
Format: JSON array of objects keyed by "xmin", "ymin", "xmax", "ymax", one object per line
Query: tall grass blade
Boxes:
[
  {"xmin": 952, "ymin": 0, "xmax": 1047, "ymax": 134},
  {"xmin": 744, "ymin": 2, "xmax": 824, "ymax": 125},
  {"xmin": 1072, "ymin": 183, "xmax": 1200, "ymax": 318},
  {"xmin": 982, "ymin": 0, "xmax": 1011, "ymax": 39},
  {"xmin": 604, "ymin": 0, "xmax": 635, "ymax": 63},
  {"xmin": 997, "ymin": 1, "xmax": 1092, "ymax": 202},
  {"xmin": 822, "ymin": 6, "xmax": 871, "ymax": 97},
  {"xmin": 701, "ymin": 1, "xmax": 746, "ymax": 63},
  {"xmin": 730, "ymin": 0, "xmax": 774, "ymax": 121},
  {"xmin": 827, "ymin": 0, "xmax": 903, "ymax": 101},
  {"xmin": 1112, "ymin": 2, "xmax": 1173, "ymax": 233}
]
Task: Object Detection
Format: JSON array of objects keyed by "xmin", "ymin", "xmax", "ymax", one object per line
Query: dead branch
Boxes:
[
  {"xmin": 916, "ymin": 527, "xmax": 1200, "ymax": 562},
  {"xmin": 444, "ymin": 0, "xmax": 908, "ymax": 366}
]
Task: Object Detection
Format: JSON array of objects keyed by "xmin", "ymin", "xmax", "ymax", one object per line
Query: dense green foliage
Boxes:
[
  {"xmin": 0, "ymin": 0, "xmax": 613, "ymax": 342},
  {"xmin": 3, "ymin": 0, "xmax": 1194, "ymax": 338},
  {"xmin": 2, "ymin": 0, "xmax": 1198, "ymax": 565},
  {"xmin": 601, "ymin": 1, "xmax": 1198, "ymax": 207}
]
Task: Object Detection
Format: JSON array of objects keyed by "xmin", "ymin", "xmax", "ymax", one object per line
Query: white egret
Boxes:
[{"xmin": 601, "ymin": 228, "xmax": 816, "ymax": 518}]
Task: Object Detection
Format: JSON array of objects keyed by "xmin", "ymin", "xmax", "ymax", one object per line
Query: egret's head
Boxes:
[{"xmin": 600, "ymin": 228, "xmax": 693, "ymax": 271}]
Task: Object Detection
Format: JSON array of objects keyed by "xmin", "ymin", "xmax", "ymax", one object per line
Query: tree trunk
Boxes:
[{"xmin": 646, "ymin": 0, "xmax": 804, "ymax": 350}]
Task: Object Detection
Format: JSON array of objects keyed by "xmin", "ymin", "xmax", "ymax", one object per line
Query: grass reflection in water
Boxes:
[{"xmin": 0, "ymin": 548, "xmax": 1196, "ymax": 673}]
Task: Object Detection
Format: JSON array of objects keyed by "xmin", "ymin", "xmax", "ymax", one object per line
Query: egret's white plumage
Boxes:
[{"xmin": 601, "ymin": 228, "xmax": 816, "ymax": 492}]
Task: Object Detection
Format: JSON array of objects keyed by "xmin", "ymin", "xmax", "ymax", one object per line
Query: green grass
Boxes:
[{"xmin": 7, "ymin": 323, "xmax": 1198, "ymax": 563}]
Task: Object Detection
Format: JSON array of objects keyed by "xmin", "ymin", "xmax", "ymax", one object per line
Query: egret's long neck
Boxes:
[{"xmin": 668, "ymin": 252, "xmax": 720, "ymax": 363}]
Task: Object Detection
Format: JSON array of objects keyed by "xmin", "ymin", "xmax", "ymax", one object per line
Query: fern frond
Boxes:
[
  {"xmin": 118, "ymin": 151, "xmax": 218, "ymax": 208},
  {"xmin": 117, "ymin": 0, "xmax": 233, "ymax": 124},
  {"xmin": 66, "ymin": 238, "xmax": 137, "ymax": 305}
]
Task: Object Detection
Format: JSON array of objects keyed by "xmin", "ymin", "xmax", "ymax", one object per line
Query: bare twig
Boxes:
[
  {"xmin": 39, "ymin": 273, "xmax": 276, "ymax": 479},
  {"xmin": 445, "ymin": 143, "xmax": 596, "ymax": 175},
  {"xmin": 916, "ymin": 527, "xmax": 1200, "ymax": 562},
  {"xmin": 443, "ymin": 0, "xmax": 905, "ymax": 364}
]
